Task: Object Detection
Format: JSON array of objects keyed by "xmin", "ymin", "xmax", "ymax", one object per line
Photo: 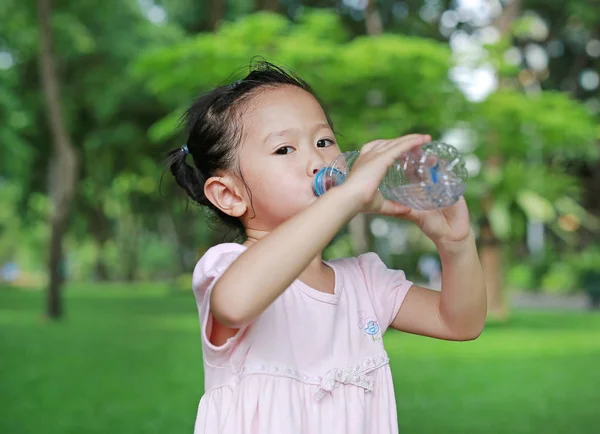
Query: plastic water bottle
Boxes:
[{"xmin": 312, "ymin": 141, "xmax": 467, "ymax": 210}]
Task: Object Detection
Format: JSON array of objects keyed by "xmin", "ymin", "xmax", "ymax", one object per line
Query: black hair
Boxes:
[{"xmin": 165, "ymin": 60, "xmax": 334, "ymax": 237}]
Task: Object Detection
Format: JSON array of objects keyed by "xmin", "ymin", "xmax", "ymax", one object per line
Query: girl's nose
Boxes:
[
  {"xmin": 308, "ymin": 154, "xmax": 327, "ymax": 176},
  {"xmin": 310, "ymin": 162, "xmax": 326, "ymax": 177},
  {"xmin": 307, "ymin": 147, "xmax": 328, "ymax": 176}
]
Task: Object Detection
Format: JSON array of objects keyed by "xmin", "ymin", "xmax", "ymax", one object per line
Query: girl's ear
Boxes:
[{"xmin": 204, "ymin": 175, "xmax": 248, "ymax": 218}]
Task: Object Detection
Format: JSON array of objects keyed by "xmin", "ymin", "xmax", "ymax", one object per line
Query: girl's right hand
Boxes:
[{"xmin": 340, "ymin": 134, "xmax": 431, "ymax": 216}]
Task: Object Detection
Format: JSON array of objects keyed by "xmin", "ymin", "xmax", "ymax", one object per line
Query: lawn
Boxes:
[{"xmin": 1, "ymin": 284, "xmax": 599, "ymax": 434}]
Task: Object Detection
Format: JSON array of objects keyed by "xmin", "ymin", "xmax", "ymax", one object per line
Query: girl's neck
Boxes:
[{"xmin": 243, "ymin": 229, "xmax": 326, "ymax": 274}]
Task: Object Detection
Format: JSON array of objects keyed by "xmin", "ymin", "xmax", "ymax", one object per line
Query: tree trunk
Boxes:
[
  {"xmin": 91, "ymin": 212, "xmax": 111, "ymax": 281},
  {"xmin": 346, "ymin": 0, "xmax": 384, "ymax": 255},
  {"xmin": 365, "ymin": 0, "xmax": 383, "ymax": 35},
  {"xmin": 256, "ymin": 0, "xmax": 279, "ymax": 13},
  {"xmin": 208, "ymin": 0, "xmax": 226, "ymax": 31},
  {"xmin": 479, "ymin": 220, "xmax": 507, "ymax": 319},
  {"xmin": 476, "ymin": 0, "xmax": 524, "ymax": 320},
  {"xmin": 122, "ymin": 214, "xmax": 139, "ymax": 282},
  {"xmin": 491, "ymin": 0, "xmax": 521, "ymax": 35},
  {"xmin": 348, "ymin": 214, "xmax": 371, "ymax": 254},
  {"xmin": 159, "ymin": 213, "xmax": 189, "ymax": 275},
  {"xmin": 37, "ymin": 0, "xmax": 79, "ymax": 319},
  {"xmin": 479, "ymin": 158, "xmax": 508, "ymax": 319},
  {"xmin": 47, "ymin": 205, "xmax": 69, "ymax": 318},
  {"xmin": 81, "ymin": 201, "xmax": 112, "ymax": 281}
]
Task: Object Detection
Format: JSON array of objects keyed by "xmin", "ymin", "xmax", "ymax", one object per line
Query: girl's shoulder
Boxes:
[
  {"xmin": 193, "ymin": 243, "xmax": 247, "ymax": 284},
  {"xmin": 202, "ymin": 242, "xmax": 247, "ymax": 260},
  {"xmin": 328, "ymin": 251, "xmax": 388, "ymax": 273},
  {"xmin": 329, "ymin": 252, "xmax": 410, "ymax": 289}
]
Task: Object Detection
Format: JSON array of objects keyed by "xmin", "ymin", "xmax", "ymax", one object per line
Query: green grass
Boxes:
[{"xmin": 1, "ymin": 284, "xmax": 599, "ymax": 434}]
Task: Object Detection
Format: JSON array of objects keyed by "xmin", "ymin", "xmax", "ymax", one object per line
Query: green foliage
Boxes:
[
  {"xmin": 507, "ymin": 263, "xmax": 537, "ymax": 290},
  {"xmin": 323, "ymin": 232, "xmax": 355, "ymax": 261},
  {"xmin": 135, "ymin": 10, "xmax": 597, "ymax": 250},
  {"xmin": 2, "ymin": 3, "xmax": 598, "ymax": 281},
  {"xmin": 466, "ymin": 88, "xmax": 597, "ymax": 242},
  {"xmin": 566, "ymin": 246, "xmax": 600, "ymax": 294},
  {"xmin": 134, "ymin": 10, "xmax": 467, "ymax": 148},
  {"xmin": 137, "ymin": 234, "xmax": 180, "ymax": 279},
  {"xmin": 174, "ymin": 272, "xmax": 195, "ymax": 292},
  {"xmin": 507, "ymin": 243, "xmax": 600, "ymax": 294},
  {"xmin": 0, "ymin": 53, "xmax": 34, "ymax": 181},
  {"xmin": 540, "ymin": 262, "xmax": 578, "ymax": 293},
  {"xmin": 475, "ymin": 90, "xmax": 598, "ymax": 160},
  {"xmin": 0, "ymin": 0, "xmax": 193, "ymax": 278},
  {"xmin": 0, "ymin": 181, "xmax": 50, "ymax": 272}
]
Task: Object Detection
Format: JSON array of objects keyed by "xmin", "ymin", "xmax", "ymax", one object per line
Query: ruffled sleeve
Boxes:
[{"xmin": 357, "ymin": 252, "xmax": 413, "ymax": 334}]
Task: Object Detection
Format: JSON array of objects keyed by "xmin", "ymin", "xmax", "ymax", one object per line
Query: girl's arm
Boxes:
[
  {"xmin": 211, "ymin": 185, "xmax": 359, "ymax": 328},
  {"xmin": 391, "ymin": 232, "xmax": 487, "ymax": 341},
  {"xmin": 211, "ymin": 134, "xmax": 430, "ymax": 328}
]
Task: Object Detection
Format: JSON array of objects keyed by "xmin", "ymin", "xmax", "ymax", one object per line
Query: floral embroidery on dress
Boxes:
[{"xmin": 358, "ymin": 310, "xmax": 382, "ymax": 342}]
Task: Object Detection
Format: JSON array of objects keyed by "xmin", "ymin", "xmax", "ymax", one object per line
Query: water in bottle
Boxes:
[{"xmin": 312, "ymin": 141, "xmax": 467, "ymax": 210}]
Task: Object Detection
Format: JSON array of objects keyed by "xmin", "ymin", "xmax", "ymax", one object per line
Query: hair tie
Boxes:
[
  {"xmin": 181, "ymin": 144, "xmax": 190, "ymax": 156},
  {"xmin": 229, "ymin": 80, "xmax": 242, "ymax": 90}
]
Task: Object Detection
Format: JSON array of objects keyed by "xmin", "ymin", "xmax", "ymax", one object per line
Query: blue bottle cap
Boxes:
[{"xmin": 313, "ymin": 167, "xmax": 346, "ymax": 196}]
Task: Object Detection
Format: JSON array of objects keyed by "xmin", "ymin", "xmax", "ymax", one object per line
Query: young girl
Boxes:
[{"xmin": 167, "ymin": 62, "xmax": 486, "ymax": 434}]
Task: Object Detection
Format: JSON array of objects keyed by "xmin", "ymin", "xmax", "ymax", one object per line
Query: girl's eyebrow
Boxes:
[
  {"xmin": 262, "ymin": 123, "xmax": 332, "ymax": 145},
  {"xmin": 263, "ymin": 128, "xmax": 300, "ymax": 145}
]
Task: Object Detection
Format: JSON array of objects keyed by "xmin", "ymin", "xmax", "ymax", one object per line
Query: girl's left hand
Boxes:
[{"xmin": 383, "ymin": 196, "xmax": 472, "ymax": 249}]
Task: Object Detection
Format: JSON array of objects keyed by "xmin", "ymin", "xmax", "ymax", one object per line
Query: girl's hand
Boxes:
[
  {"xmin": 341, "ymin": 134, "xmax": 431, "ymax": 215},
  {"xmin": 341, "ymin": 134, "xmax": 472, "ymax": 249},
  {"xmin": 397, "ymin": 197, "xmax": 472, "ymax": 251}
]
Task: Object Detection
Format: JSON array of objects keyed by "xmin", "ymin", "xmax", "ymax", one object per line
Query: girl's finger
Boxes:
[
  {"xmin": 394, "ymin": 207, "xmax": 423, "ymax": 224},
  {"xmin": 361, "ymin": 139, "xmax": 387, "ymax": 153},
  {"xmin": 362, "ymin": 135, "xmax": 430, "ymax": 158},
  {"xmin": 380, "ymin": 134, "xmax": 430, "ymax": 156},
  {"xmin": 378, "ymin": 199, "xmax": 424, "ymax": 224},
  {"xmin": 377, "ymin": 199, "xmax": 410, "ymax": 217},
  {"xmin": 368, "ymin": 135, "xmax": 420, "ymax": 154}
]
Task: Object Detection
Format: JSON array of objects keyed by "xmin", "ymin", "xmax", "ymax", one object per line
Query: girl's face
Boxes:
[{"xmin": 236, "ymin": 85, "xmax": 341, "ymax": 232}]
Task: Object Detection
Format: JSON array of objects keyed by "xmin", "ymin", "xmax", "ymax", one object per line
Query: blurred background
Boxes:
[{"xmin": 1, "ymin": 0, "xmax": 599, "ymax": 433}]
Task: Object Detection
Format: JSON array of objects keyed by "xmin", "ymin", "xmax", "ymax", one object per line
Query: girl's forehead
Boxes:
[{"xmin": 242, "ymin": 86, "xmax": 330, "ymax": 137}]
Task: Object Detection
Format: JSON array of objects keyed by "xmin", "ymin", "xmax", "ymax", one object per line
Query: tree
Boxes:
[
  {"xmin": 448, "ymin": 0, "xmax": 599, "ymax": 316},
  {"xmin": 37, "ymin": 0, "xmax": 78, "ymax": 318},
  {"xmin": 347, "ymin": 0, "xmax": 385, "ymax": 255},
  {"xmin": 2, "ymin": 0, "xmax": 196, "ymax": 286}
]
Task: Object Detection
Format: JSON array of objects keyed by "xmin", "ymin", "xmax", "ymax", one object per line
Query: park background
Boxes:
[{"xmin": 1, "ymin": 0, "xmax": 599, "ymax": 433}]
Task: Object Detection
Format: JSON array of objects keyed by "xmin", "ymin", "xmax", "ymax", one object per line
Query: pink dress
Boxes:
[{"xmin": 192, "ymin": 243, "xmax": 413, "ymax": 434}]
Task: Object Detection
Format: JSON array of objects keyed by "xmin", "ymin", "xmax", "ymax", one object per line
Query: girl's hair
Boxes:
[{"xmin": 165, "ymin": 60, "xmax": 333, "ymax": 236}]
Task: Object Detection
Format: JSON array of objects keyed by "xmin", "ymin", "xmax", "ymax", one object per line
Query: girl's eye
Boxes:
[
  {"xmin": 317, "ymin": 139, "xmax": 335, "ymax": 148},
  {"xmin": 275, "ymin": 146, "xmax": 294, "ymax": 155}
]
